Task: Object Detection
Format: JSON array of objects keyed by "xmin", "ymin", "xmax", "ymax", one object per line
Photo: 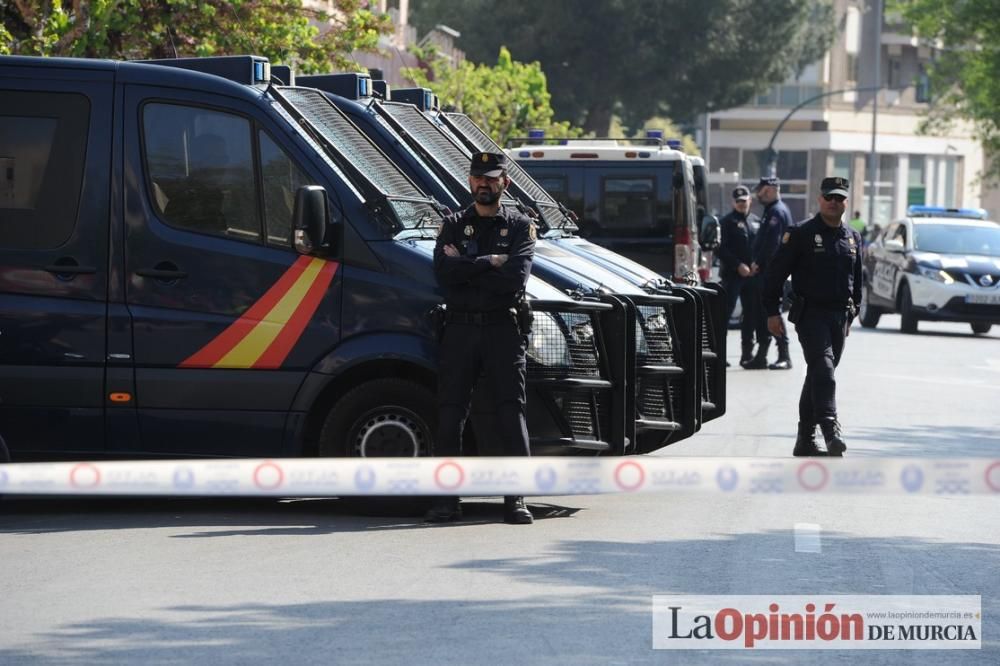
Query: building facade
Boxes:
[{"xmin": 704, "ymin": 0, "xmax": 987, "ymax": 230}]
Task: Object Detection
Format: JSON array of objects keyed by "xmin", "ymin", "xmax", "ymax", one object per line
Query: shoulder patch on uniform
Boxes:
[{"xmin": 781, "ymin": 231, "xmax": 790, "ymax": 244}]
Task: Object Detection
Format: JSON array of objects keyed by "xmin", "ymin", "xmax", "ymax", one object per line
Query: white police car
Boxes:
[{"xmin": 860, "ymin": 206, "xmax": 1000, "ymax": 334}]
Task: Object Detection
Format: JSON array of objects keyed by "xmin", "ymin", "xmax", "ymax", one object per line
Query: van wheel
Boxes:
[
  {"xmin": 319, "ymin": 378, "xmax": 436, "ymax": 517},
  {"xmin": 859, "ymin": 285, "xmax": 881, "ymax": 328},
  {"xmin": 899, "ymin": 284, "xmax": 918, "ymax": 334},
  {"xmin": 971, "ymin": 322, "xmax": 992, "ymax": 335}
]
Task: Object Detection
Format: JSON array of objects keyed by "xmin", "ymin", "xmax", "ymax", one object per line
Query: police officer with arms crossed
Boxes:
[
  {"xmin": 747, "ymin": 176, "xmax": 795, "ymax": 370},
  {"xmin": 763, "ymin": 176, "xmax": 862, "ymax": 457},
  {"xmin": 717, "ymin": 185, "xmax": 761, "ymax": 367},
  {"xmin": 426, "ymin": 152, "xmax": 536, "ymax": 524}
]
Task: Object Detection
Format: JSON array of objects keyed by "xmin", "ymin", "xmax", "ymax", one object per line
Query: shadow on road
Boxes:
[
  {"xmin": 0, "ymin": 497, "xmax": 582, "ymax": 536},
  {"xmin": 848, "ymin": 424, "xmax": 999, "ymax": 457},
  {"xmin": 0, "ymin": 530, "xmax": 995, "ymax": 664}
]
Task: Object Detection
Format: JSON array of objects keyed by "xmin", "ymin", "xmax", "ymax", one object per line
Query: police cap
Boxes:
[
  {"xmin": 755, "ymin": 176, "xmax": 780, "ymax": 191},
  {"xmin": 820, "ymin": 176, "xmax": 850, "ymax": 198},
  {"xmin": 470, "ymin": 152, "xmax": 508, "ymax": 177},
  {"xmin": 732, "ymin": 185, "xmax": 750, "ymax": 201}
]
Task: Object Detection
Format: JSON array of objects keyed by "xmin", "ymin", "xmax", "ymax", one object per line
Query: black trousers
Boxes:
[
  {"xmin": 795, "ymin": 308, "xmax": 848, "ymax": 424},
  {"xmin": 753, "ymin": 274, "xmax": 789, "ymax": 347},
  {"xmin": 436, "ymin": 320, "xmax": 530, "ymax": 457},
  {"xmin": 722, "ymin": 274, "xmax": 759, "ymax": 346}
]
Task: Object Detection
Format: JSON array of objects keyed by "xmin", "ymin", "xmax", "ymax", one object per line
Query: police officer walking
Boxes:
[
  {"xmin": 427, "ymin": 152, "xmax": 536, "ymax": 524},
  {"xmin": 763, "ymin": 176, "xmax": 862, "ymax": 457},
  {"xmin": 747, "ymin": 176, "xmax": 795, "ymax": 370},
  {"xmin": 717, "ymin": 185, "xmax": 761, "ymax": 367}
]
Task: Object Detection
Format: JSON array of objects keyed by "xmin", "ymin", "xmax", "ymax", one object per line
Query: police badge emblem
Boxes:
[
  {"xmin": 528, "ymin": 224, "xmax": 537, "ymax": 241},
  {"xmin": 814, "ymin": 234, "xmax": 823, "ymax": 245},
  {"xmin": 464, "ymin": 225, "xmax": 474, "ymax": 237},
  {"xmin": 849, "ymin": 236, "xmax": 856, "ymax": 246},
  {"xmin": 500, "ymin": 228, "xmax": 509, "ymax": 237},
  {"xmin": 781, "ymin": 231, "xmax": 790, "ymax": 244}
]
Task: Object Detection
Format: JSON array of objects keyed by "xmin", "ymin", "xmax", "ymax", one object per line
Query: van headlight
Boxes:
[
  {"xmin": 528, "ymin": 312, "xmax": 571, "ymax": 366},
  {"xmin": 917, "ymin": 265, "xmax": 954, "ymax": 284}
]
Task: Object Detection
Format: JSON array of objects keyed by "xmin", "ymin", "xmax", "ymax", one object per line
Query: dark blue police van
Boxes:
[
  {"xmin": 294, "ymin": 74, "xmax": 725, "ymax": 451},
  {"xmin": 0, "ymin": 55, "xmax": 625, "ymax": 461}
]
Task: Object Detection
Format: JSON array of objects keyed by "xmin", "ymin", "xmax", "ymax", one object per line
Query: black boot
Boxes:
[
  {"xmin": 741, "ymin": 340, "xmax": 770, "ymax": 369},
  {"xmin": 503, "ymin": 496, "xmax": 534, "ymax": 524},
  {"xmin": 792, "ymin": 422, "xmax": 826, "ymax": 456},
  {"xmin": 424, "ymin": 496, "xmax": 462, "ymax": 523},
  {"xmin": 819, "ymin": 418, "xmax": 847, "ymax": 457},
  {"xmin": 740, "ymin": 341, "xmax": 755, "ymax": 365},
  {"xmin": 769, "ymin": 342, "xmax": 792, "ymax": 370}
]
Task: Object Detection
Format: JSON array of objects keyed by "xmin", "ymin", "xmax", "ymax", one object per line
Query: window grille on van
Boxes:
[
  {"xmin": 527, "ymin": 310, "xmax": 601, "ymax": 380},
  {"xmin": 636, "ymin": 305, "xmax": 676, "ymax": 365},
  {"xmin": 445, "ymin": 113, "xmax": 560, "ymax": 207},
  {"xmin": 380, "ymin": 103, "xmax": 518, "ymax": 207},
  {"xmin": 280, "ymin": 88, "xmax": 423, "ymax": 200}
]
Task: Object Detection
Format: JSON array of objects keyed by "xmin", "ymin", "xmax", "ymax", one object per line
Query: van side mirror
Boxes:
[
  {"xmin": 293, "ymin": 185, "xmax": 330, "ymax": 254},
  {"xmin": 700, "ymin": 214, "xmax": 720, "ymax": 250},
  {"xmin": 884, "ymin": 238, "xmax": 905, "ymax": 253}
]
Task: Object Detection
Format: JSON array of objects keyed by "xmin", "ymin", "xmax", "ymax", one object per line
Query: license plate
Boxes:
[{"xmin": 965, "ymin": 293, "xmax": 1000, "ymax": 305}]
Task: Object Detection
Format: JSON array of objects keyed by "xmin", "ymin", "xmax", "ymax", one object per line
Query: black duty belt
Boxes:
[{"xmin": 446, "ymin": 309, "xmax": 515, "ymax": 325}]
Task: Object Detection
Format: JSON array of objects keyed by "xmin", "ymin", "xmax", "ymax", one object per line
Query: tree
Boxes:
[
  {"xmin": 410, "ymin": 0, "xmax": 835, "ymax": 136},
  {"xmin": 1, "ymin": 0, "xmax": 392, "ymax": 72},
  {"xmin": 892, "ymin": 0, "xmax": 1000, "ymax": 181},
  {"xmin": 404, "ymin": 45, "xmax": 581, "ymax": 146}
]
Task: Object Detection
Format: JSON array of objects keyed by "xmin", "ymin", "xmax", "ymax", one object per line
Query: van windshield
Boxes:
[
  {"xmin": 913, "ymin": 223, "xmax": 1000, "ymax": 256},
  {"xmin": 588, "ymin": 166, "xmax": 674, "ymax": 239}
]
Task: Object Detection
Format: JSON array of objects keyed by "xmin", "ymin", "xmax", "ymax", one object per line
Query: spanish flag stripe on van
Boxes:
[
  {"xmin": 253, "ymin": 260, "xmax": 338, "ymax": 369},
  {"xmin": 180, "ymin": 256, "xmax": 338, "ymax": 369}
]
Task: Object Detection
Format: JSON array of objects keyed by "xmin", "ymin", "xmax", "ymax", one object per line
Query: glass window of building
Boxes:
[{"xmin": 907, "ymin": 155, "xmax": 926, "ymax": 205}]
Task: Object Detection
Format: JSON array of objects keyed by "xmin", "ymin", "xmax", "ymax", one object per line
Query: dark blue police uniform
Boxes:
[
  {"xmin": 763, "ymin": 178, "xmax": 862, "ymax": 456},
  {"xmin": 751, "ymin": 189, "xmax": 795, "ymax": 365},
  {"xmin": 433, "ymin": 203, "xmax": 536, "ymax": 458},
  {"xmin": 717, "ymin": 204, "xmax": 760, "ymax": 360}
]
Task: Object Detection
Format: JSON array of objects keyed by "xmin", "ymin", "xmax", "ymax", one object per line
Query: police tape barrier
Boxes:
[{"xmin": 0, "ymin": 457, "xmax": 999, "ymax": 497}]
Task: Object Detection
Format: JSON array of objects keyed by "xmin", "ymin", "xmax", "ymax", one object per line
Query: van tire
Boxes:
[
  {"xmin": 859, "ymin": 285, "xmax": 881, "ymax": 328},
  {"xmin": 319, "ymin": 378, "xmax": 436, "ymax": 517},
  {"xmin": 899, "ymin": 283, "xmax": 918, "ymax": 334},
  {"xmin": 971, "ymin": 322, "xmax": 992, "ymax": 335}
]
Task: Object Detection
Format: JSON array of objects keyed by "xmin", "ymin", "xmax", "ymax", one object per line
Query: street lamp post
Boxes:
[{"xmin": 759, "ymin": 85, "xmax": 883, "ymax": 177}]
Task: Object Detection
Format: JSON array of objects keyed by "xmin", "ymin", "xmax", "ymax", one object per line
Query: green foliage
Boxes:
[
  {"xmin": 609, "ymin": 116, "xmax": 700, "ymax": 155},
  {"xmin": 403, "ymin": 45, "xmax": 582, "ymax": 146},
  {"xmin": 1, "ymin": 0, "xmax": 392, "ymax": 72},
  {"xmin": 410, "ymin": 0, "xmax": 835, "ymax": 136},
  {"xmin": 892, "ymin": 0, "xmax": 1000, "ymax": 181}
]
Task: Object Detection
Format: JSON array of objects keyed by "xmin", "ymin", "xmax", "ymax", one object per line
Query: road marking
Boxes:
[{"xmin": 794, "ymin": 522, "xmax": 822, "ymax": 553}]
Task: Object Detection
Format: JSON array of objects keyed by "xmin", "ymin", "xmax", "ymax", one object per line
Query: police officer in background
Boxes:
[
  {"xmin": 717, "ymin": 185, "xmax": 761, "ymax": 367},
  {"xmin": 427, "ymin": 152, "xmax": 536, "ymax": 524},
  {"xmin": 763, "ymin": 176, "xmax": 862, "ymax": 457},
  {"xmin": 746, "ymin": 176, "xmax": 795, "ymax": 370}
]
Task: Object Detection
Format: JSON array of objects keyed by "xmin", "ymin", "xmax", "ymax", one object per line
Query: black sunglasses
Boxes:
[{"xmin": 822, "ymin": 194, "xmax": 847, "ymax": 203}]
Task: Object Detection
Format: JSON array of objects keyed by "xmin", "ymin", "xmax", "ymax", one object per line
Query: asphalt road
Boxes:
[{"xmin": 1, "ymin": 315, "xmax": 997, "ymax": 664}]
